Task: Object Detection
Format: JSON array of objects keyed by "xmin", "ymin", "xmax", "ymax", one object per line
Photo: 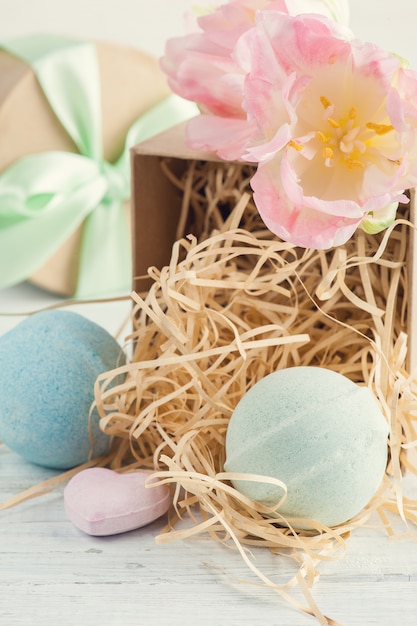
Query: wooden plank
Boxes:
[{"xmin": 1, "ymin": 445, "xmax": 417, "ymax": 626}]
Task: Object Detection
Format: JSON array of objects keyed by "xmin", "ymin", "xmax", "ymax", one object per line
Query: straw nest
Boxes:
[{"xmin": 94, "ymin": 160, "xmax": 417, "ymax": 625}]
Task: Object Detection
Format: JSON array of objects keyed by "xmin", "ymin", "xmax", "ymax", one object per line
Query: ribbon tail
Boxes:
[{"xmin": 74, "ymin": 200, "xmax": 131, "ymax": 299}]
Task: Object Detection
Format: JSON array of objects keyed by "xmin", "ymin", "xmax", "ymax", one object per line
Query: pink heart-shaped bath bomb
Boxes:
[{"xmin": 64, "ymin": 468, "xmax": 171, "ymax": 536}]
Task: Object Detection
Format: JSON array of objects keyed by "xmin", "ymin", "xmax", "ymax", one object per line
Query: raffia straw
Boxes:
[{"xmin": 92, "ymin": 159, "xmax": 417, "ymax": 623}]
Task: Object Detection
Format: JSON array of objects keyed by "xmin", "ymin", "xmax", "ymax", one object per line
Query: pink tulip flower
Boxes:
[
  {"xmin": 241, "ymin": 12, "xmax": 417, "ymax": 248},
  {"xmin": 160, "ymin": 0, "xmax": 350, "ymax": 160}
]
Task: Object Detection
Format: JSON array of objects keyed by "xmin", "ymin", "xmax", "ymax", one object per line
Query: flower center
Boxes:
[{"xmin": 315, "ymin": 95, "xmax": 395, "ymax": 170}]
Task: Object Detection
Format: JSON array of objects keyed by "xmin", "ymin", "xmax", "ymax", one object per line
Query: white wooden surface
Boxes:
[
  {"xmin": 2, "ymin": 2, "xmax": 417, "ymax": 624},
  {"xmin": 0, "ymin": 284, "xmax": 417, "ymax": 626},
  {"xmin": 0, "ymin": 447, "xmax": 416, "ymax": 626},
  {"xmin": 0, "ymin": 441, "xmax": 417, "ymax": 626}
]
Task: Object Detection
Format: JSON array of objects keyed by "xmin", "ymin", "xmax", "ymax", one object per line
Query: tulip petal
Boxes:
[
  {"xmin": 252, "ymin": 161, "xmax": 361, "ymax": 249},
  {"xmin": 186, "ymin": 115, "xmax": 257, "ymax": 160}
]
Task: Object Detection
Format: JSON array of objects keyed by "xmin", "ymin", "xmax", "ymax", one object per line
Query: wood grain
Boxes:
[{"xmin": 1, "ymin": 444, "xmax": 417, "ymax": 626}]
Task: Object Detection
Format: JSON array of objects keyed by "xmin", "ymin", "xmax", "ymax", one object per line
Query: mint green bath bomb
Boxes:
[
  {"xmin": 0, "ymin": 310, "xmax": 125, "ymax": 470},
  {"xmin": 224, "ymin": 366, "xmax": 389, "ymax": 529}
]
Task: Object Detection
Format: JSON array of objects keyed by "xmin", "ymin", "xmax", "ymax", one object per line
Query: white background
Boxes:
[{"xmin": 0, "ymin": 0, "xmax": 416, "ymax": 64}]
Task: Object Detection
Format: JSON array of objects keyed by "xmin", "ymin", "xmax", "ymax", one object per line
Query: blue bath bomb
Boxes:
[
  {"xmin": 0, "ymin": 310, "xmax": 125, "ymax": 470},
  {"xmin": 224, "ymin": 366, "xmax": 389, "ymax": 529}
]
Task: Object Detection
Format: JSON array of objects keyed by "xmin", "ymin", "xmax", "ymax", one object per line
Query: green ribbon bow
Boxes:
[{"xmin": 0, "ymin": 34, "xmax": 197, "ymax": 297}]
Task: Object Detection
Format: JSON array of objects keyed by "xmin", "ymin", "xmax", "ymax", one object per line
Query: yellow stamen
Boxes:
[
  {"xmin": 320, "ymin": 95, "xmax": 332, "ymax": 109},
  {"xmin": 289, "ymin": 140, "xmax": 304, "ymax": 152},
  {"xmin": 390, "ymin": 158, "xmax": 402, "ymax": 166},
  {"xmin": 346, "ymin": 158, "xmax": 364, "ymax": 170},
  {"xmin": 323, "ymin": 146, "xmax": 335, "ymax": 161},
  {"xmin": 349, "ymin": 107, "xmax": 357, "ymax": 120},
  {"xmin": 327, "ymin": 117, "xmax": 341, "ymax": 129},
  {"xmin": 366, "ymin": 122, "xmax": 394, "ymax": 135},
  {"xmin": 316, "ymin": 131, "xmax": 330, "ymax": 144}
]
